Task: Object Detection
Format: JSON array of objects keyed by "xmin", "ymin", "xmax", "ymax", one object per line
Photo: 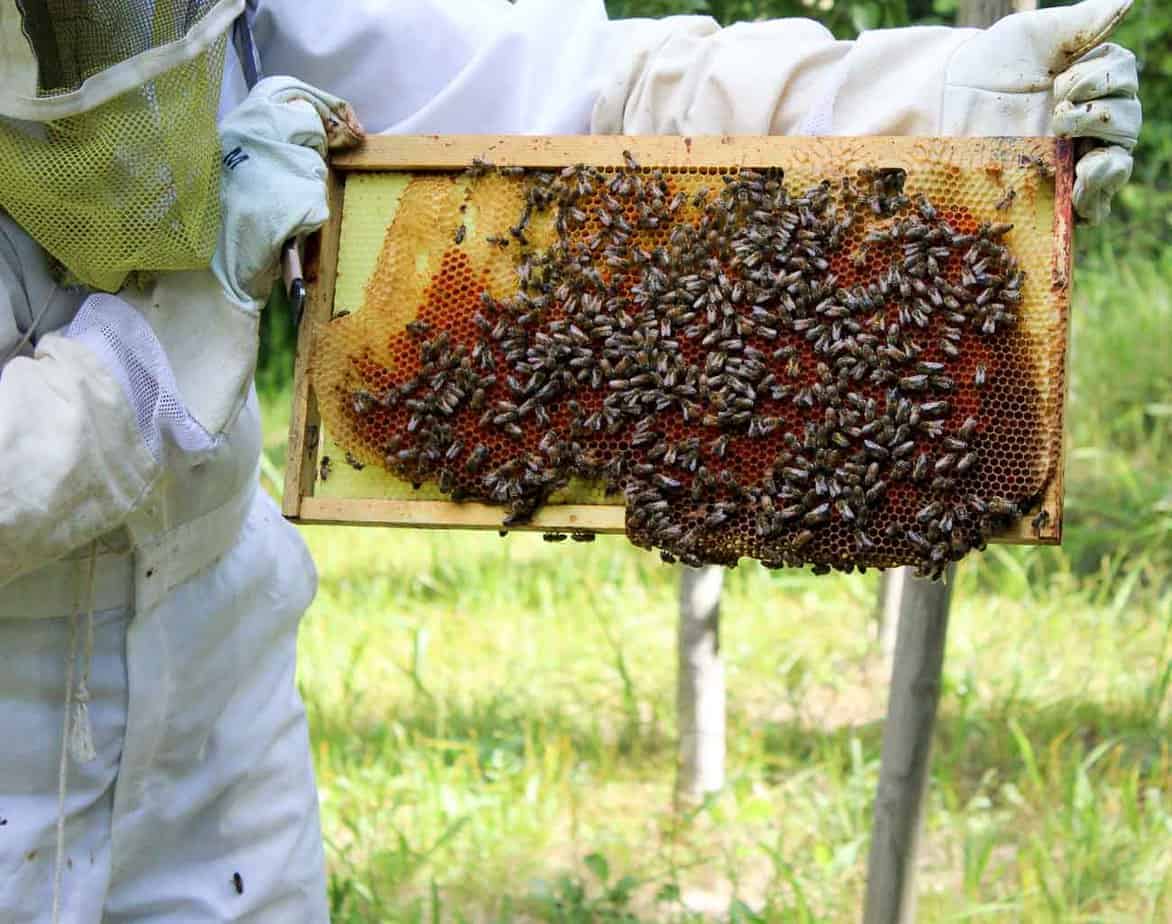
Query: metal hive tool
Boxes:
[{"xmin": 285, "ymin": 136, "xmax": 1073, "ymax": 576}]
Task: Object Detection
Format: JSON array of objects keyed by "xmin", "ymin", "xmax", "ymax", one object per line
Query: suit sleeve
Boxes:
[{"xmin": 0, "ymin": 321, "xmax": 158, "ymax": 585}]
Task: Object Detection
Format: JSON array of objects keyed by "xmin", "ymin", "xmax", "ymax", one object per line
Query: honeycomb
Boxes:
[{"xmin": 312, "ymin": 143, "xmax": 1066, "ymax": 577}]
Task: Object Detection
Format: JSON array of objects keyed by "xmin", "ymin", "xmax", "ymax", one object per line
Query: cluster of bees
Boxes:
[{"xmin": 340, "ymin": 153, "xmax": 1042, "ymax": 577}]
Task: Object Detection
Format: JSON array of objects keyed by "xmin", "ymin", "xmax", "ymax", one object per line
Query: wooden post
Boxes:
[
  {"xmin": 676, "ymin": 565, "xmax": 726, "ymax": 800},
  {"xmin": 864, "ymin": 1, "xmax": 1019, "ymax": 921},
  {"xmin": 863, "ymin": 570, "xmax": 954, "ymax": 924},
  {"xmin": 875, "ymin": 570, "xmax": 904, "ymax": 665}
]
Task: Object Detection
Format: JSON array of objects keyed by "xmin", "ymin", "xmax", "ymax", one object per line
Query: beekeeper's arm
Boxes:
[
  {"xmin": 251, "ymin": 0, "xmax": 1138, "ymax": 224},
  {"xmin": 599, "ymin": 0, "xmax": 1140, "ymax": 224},
  {"xmin": 0, "ymin": 277, "xmax": 158, "ymax": 582},
  {"xmin": 0, "ymin": 78, "xmax": 342, "ymax": 585}
]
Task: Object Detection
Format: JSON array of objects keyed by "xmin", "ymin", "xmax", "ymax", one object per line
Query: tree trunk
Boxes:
[
  {"xmin": 957, "ymin": 0, "xmax": 1017, "ymax": 26},
  {"xmin": 676, "ymin": 565, "xmax": 726, "ymax": 801}
]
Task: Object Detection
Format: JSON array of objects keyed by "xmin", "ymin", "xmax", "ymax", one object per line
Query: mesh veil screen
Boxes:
[{"xmin": 0, "ymin": 1, "xmax": 228, "ymax": 291}]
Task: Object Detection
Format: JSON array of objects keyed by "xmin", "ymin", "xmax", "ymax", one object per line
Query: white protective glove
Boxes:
[
  {"xmin": 214, "ymin": 75, "xmax": 364, "ymax": 306},
  {"xmin": 1051, "ymin": 42, "xmax": 1140, "ymax": 224}
]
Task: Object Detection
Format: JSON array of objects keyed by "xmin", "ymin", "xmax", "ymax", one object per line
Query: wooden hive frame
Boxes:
[{"xmin": 283, "ymin": 135, "xmax": 1074, "ymax": 547}]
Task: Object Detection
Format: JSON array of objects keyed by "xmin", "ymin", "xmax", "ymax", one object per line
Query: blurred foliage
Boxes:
[{"xmin": 604, "ymin": 0, "xmax": 944, "ymax": 35}]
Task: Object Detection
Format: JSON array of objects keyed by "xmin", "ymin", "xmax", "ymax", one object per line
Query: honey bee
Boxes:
[
  {"xmin": 350, "ymin": 390, "xmax": 375, "ymax": 415},
  {"xmin": 464, "ymin": 156, "xmax": 493, "ymax": 178},
  {"xmin": 956, "ymin": 451, "xmax": 978, "ymax": 474},
  {"xmin": 989, "ymin": 497, "xmax": 1019, "ymax": 518}
]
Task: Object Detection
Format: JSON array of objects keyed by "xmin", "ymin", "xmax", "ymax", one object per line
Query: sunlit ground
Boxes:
[{"xmin": 291, "ymin": 524, "xmax": 1170, "ymax": 923}]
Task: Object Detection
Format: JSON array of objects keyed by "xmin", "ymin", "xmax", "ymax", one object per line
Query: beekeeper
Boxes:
[
  {"xmin": 1, "ymin": 0, "xmax": 1141, "ymax": 922},
  {"xmin": 0, "ymin": 2, "xmax": 357, "ymax": 921}
]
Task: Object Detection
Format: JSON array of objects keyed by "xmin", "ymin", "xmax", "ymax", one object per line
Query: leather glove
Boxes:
[
  {"xmin": 1052, "ymin": 42, "xmax": 1140, "ymax": 224},
  {"xmin": 213, "ymin": 76, "xmax": 365, "ymax": 307}
]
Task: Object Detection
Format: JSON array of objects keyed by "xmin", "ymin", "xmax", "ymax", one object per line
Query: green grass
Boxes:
[{"xmin": 258, "ymin": 246, "xmax": 1172, "ymax": 922}]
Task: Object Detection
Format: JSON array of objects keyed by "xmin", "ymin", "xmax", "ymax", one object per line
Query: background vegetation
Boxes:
[{"xmin": 256, "ymin": 1, "xmax": 1171, "ymax": 919}]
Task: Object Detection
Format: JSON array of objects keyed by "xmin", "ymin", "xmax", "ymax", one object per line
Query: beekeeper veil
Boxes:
[{"xmin": 0, "ymin": 0, "xmax": 242, "ymax": 292}]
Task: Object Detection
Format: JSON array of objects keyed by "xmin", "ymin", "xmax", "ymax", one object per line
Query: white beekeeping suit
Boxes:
[
  {"xmin": 0, "ymin": 3, "xmax": 358, "ymax": 921},
  {"xmin": 2, "ymin": 0, "xmax": 1141, "ymax": 922}
]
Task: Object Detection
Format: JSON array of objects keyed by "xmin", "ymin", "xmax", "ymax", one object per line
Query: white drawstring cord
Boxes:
[
  {"xmin": 51, "ymin": 542, "xmax": 99, "ymax": 924},
  {"xmin": 70, "ymin": 546, "xmax": 99, "ymax": 764}
]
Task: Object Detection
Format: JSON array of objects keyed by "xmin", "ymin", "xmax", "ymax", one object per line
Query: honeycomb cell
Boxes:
[{"xmin": 313, "ymin": 154, "xmax": 1065, "ymax": 577}]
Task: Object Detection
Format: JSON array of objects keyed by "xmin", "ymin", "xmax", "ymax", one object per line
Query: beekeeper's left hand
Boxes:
[
  {"xmin": 214, "ymin": 76, "xmax": 365, "ymax": 307},
  {"xmin": 1052, "ymin": 42, "xmax": 1141, "ymax": 224}
]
